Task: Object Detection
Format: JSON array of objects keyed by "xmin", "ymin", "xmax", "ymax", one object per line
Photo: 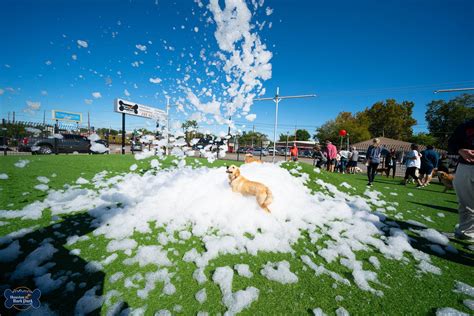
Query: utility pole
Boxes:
[
  {"xmin": 255, "ymin": 87, "xmax": 316, "ymax": 162},
  {"xmin": 12, "ymin": 111, "xmax": 15, "ymax": 124},
  {"xmin": 88, "ymin": 112, "xmax": 91, "ymax": 135},
  {"xmin": 43, "ymin": 110, "xmax": 46, "ymax": 125}
]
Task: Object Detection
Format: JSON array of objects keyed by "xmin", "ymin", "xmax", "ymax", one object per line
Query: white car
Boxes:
[{"xmin": 251, "ymin": 148, "xmax": 269, "ymax": 156}]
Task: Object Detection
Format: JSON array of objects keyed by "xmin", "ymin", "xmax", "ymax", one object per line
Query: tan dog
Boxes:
[
  {"xmin": 437, "ymin": 171, "xmax": 454, "ymax": 193},
  {"xmin": 244, "ymin": 154, "xmax": 262, "ymax": 164},
  {"xmin": 226, "ymin": 165, "xmax": 272, "ymax": 213}
]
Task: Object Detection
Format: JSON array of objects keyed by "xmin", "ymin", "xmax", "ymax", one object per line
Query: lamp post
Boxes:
[
  {"xmin": 254, "ymin": 87, "xmax": 316, "ymax": 162},
  {"xmin": 434, "ymin": 87, "xmax": 474, "ymax": 93}
]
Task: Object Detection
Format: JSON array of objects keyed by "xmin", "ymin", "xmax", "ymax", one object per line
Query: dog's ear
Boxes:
[
  {"xmin": 235, "ymin": 168, "xmax": 240, "ymax": 177},
  {"xmin": 226, "ymin": 165, "xmax": 229, "ymax": 170}
]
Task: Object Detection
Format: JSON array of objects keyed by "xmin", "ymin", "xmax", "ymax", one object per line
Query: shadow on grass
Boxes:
[
  {"xmin": 409, "ymin": 201, "xmax": 458, "ymax": 214},
  {"xmin": 0, "ymin": 213, "xmax": 128, "ymax": 315},
  {"xmin": 382, "ymin": 217, "xmax": 474, "ymax": 267}
]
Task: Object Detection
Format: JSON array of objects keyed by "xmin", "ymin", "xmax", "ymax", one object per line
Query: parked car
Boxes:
[
  {"xmin": 19, "ymin": 134, "xmax": 105, "ymax": 154},
  {"xmin": 237, "ymin": 147, "xmax": 251, "ymax": 154},
  {"xmin": 131, "ymin": 141, "xmax": 143, "ymax": 152},
  {"xmin": 267, "ymin": 148, "xmax": 279, "ymax": 155},
  {"xmin": 277, "ymin": 148, "xmax": 290, "ymax": 156},
  {"xmin": 300, "ymin": 150, "xmax": 313, "ymax": 158},
  {"xmin": 251, "ymin": 147, "xmax": 269, "ymax": 156},
  {"xmin": 358, "ymin": 151, "xmax": 367, "ymax": 162}
]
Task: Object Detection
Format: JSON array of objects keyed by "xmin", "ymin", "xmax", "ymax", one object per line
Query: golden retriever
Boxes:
[
  {"xmin": 437, "ymin": 171, "xmax": 454, "ymax": 193},
  {"xmin": 226, "ymin": 165, "xmax": 272, "ymax": 213},
  {"xmin": 244, "ymin": 154, "xmax": 262, "ymax": 164}
]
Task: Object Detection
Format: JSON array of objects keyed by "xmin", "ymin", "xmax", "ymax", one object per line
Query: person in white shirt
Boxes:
[
  {"xmin": 338, "ymin": 149, "xmax": 350, "ymax": 173},
  {"xmin": 402, "ymin": 143, "xmax": 423, "ymax": 187}
]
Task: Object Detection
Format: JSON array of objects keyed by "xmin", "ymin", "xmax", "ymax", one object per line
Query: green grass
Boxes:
[{"xmin": 0, "ymin": 155, "xmax": 473, "ymax": 315}]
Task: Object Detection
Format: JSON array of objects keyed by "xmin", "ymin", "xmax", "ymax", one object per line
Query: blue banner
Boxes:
[{"xmin": 52, "ymin": 110, "xmax": 82, "ymax": 122}]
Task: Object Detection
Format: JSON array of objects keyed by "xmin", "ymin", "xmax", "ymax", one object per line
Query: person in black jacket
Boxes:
[{"xmin": 448, "ymin": 118, "xmax": 474, "ymax": 242}]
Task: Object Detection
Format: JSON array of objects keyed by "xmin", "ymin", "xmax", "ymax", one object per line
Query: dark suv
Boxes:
[{"xmin": 19, "ymin": 134, "xmax": 94, "ymax": 154}]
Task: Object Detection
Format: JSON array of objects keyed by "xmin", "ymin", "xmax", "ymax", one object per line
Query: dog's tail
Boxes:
[{"xmin": 262, "ymin": 187, "xmax": 273, "ymax": 213}]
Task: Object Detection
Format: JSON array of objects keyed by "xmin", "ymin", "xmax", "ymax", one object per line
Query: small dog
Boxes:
[
  {"xmin": 226, "ymin": 165, "xmax": 273, "ymax": 213},
  {"xmin": 354, "ymin": 167, "xmax": 362, "ymax": 173},
  {"xmin": 437, "ymin": 171, "xmax": 454, "ymax": 193},
  {"xmin": 244, "ymin": 154, "xmax": 262, "ymax": 164}
]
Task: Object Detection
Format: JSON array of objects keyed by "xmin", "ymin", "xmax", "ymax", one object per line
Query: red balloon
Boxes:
[{"xmin": 339, "ymin": 129, "xmax": 347, "ymax": 136}]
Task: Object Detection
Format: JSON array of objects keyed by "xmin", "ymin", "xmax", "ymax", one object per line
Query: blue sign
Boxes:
[
  {"xmin": 4, "ymin": 287, "xmax": 41, "ymax": 311},
  {"xmin": 52, "ymin": 110, "xmax": 82, "ymax": 122}
]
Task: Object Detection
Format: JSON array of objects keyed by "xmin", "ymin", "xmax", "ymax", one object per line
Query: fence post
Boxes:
[
  {"xmin": 285, "ymin": 135, "xmax": 289, "ymax": 161},
  {"xmin": 260, "ymin": 140, "xmax": 263, "ymax": 160},
  {"xmin": 54, "ymin": 120, "xmax": 59, "ymax": 155},
  {"xmin": 236, "ymin": 136, "xmax": 240, "ymax": 161},
  {"xmin": 2, "ymin": 119, "xmax": 7, "ymax": 156}
]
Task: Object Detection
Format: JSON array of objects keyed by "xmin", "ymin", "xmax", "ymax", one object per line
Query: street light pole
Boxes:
[
  {"xmin": 434, "ymin": 87, "xmax": 474, "ymax": 93},
  {"xmin": 255, "ymin": 87, "xmax": 316, "ymax": 162}
]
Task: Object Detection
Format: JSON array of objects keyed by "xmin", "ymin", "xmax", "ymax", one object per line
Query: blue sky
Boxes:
[{"xmin": 1, "ymin": 0, "xmax": 473, "ymax": 138}]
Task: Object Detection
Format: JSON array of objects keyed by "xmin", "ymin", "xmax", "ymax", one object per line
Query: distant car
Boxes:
[
  {"xmin": 358, "ymin": 151, "xmax": 367, "ymax": 162},
  {"xmin": 251, "ymin": 148, "xmax": 268, "ymax": 156},
  {"xmin": 301, "ymin": 150, "xmax": 313, "ymax": 158},
  {"xmin": 19, "ymin": 134, "xmax": 93, "ymax": 154},
  {"xmin": 131, "ymin": 141, "xmax": 143, "ymax": 152},
  {"xmin": 278, "ymin": 148, "xmax": 290, "ymax": 156},
  {"xmin": 267, "ymin": 148, "xmax": 279, "ymax": 155},
  {"xmin": 237, "ymin": 147, "xmax": 251, "ymax": 154}
]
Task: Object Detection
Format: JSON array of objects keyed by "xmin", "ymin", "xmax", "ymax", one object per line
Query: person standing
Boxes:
[
  {"xmin": 420, "ymin": 145, "xmax": 439, "ymax": 186},
  {"xmin": 325, "ymin": 140, "xmax": 337, "ymax": 172},
  {"xmin": 290, "ymin": 144, "xmax": 299, "ymax": 162},
  {"xmin": 448, "ymin": 118, "xmax": 474, "ymax": 242},
  {"xmin": 402, "ymin": 143, "xmax": 423, "ymax": 187},
  {"xmin": 348, "ymin": 146, "xmax": 359, "ymax": 174},
  {"xmin": 339, "ymin": 148, "xmax": 350, "ymax": 173},
  {"xmin": 385, "ymin": 148, "xmax": 397, "ymax": 178},
  {"xmin": 366, "ymin": 138, "xmax": 383, "ymax": 186},
  {"xmin": 312, "ymin": 145, "xmax": 327, "ymax": 168}
]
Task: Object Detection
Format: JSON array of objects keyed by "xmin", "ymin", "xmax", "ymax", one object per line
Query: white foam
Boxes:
[{"xmin": 260, "ymin": 261, "xmax": 298, "ymax": 284}]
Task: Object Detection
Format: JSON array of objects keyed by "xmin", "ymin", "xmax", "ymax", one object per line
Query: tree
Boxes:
[
  {"xmin": 425, "ymin": 94, "xmax": 474, "ymax": 149},
  {"xmin": 181, "ymin": 120, "xmax": 199, "ymax": 144},
  {"xmin": 409, "ymin": 132, "xmax": 438, "ymax": 147},
  {"xmin": 314, "ymin": 111, "xmax": 371, "ymax": 145},
  {"xmin": 364, "ymin": 99, "xmax": 417, "ymax": 141},
  {"xmin": 238, "ymin": 131, "xmax": 269, "ymax": 147},
  {"xmin": 295, "ymin": 129, "xmax": 310, "ymax": 141}
]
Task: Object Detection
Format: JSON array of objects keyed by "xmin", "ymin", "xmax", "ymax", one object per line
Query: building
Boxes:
[{"xmin": 351, "ymin": 137, "xmax": 445, "ymax": 154}]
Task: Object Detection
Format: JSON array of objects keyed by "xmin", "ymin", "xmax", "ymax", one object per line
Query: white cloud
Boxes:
[
  {"xmin": 194, "ymin": 27, "xmax": 199, "ymax": 33},
  {"xmin": 124, "ymin": 89, "xmax": 130, "ymax": 97},
  {"xmin": 0, "ymin": 89, "xmax": 4, "ymax": 95},
  {"xmin": 135, "ymin": 44, "xmax": 147, "ymax": 51},
  {"xmin": 245, "ymin": 114, "xmax": 257, "ymax": 122},
  {"xmin": 92, "ymin": 92, "xmax": 102, "ymax": 99},
  {"xmin": 71, "ymin": 54, "xmax": 77, "ymax": 61},
  {"xmin": 149, "ymin": 77, "xmax": 162, "ymax": 84},
  {"xmin": 41, "ymin": 90, "xmax": 48, "ymax": 96},
  {"xmin": 265, "ymin": 7, "xmax": 273, "ymax": 16},
  {"xmin": 45, "ymin": 60, "xmax": 52, "ymax": 66},
  {"xmin": 77, "ymin": 40, "xmax": 88, "ymax": 48},
  {"xmin": 24, "ymin": 101, "xmax": 41, "ymax": 114},
  {"xmin": 187, "ymin": 91, "xmax": 221, "ymax": 116},
  {"xmin": 84, "ymin": 99, "xmax": 93, "ymax": 105}
]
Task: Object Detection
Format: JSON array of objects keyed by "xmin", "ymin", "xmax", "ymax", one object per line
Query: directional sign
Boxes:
[
  {"xmin": 52, "ymin": 110, "xmax": 82, "ymax": 122},
  {"xmin": 114, "ymin": 98, "xmax": 166, "ymax": 120}
]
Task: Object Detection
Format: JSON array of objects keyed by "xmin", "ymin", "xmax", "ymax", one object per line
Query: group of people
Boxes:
[
  {"xmin": 310, "ymin": 141, "xmax": 360, "ymax": 174},
  {"xmin": 285, "ymin": 118, "xmax": 473, "ymax": 242}
]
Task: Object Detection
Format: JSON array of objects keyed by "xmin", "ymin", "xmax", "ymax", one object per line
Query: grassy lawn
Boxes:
[{"xmin": 0, "ymin": 155, "xmax": 473, "ymax": 315}]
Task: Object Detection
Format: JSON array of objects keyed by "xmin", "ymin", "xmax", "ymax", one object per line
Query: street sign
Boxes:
[
  {"xmin": 114, "ymin": 98, "xmax": 166, "ymax": 120},
  {"xmin": 52, "ymin": 110, "xmax": 82, "ymax": 123}
]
